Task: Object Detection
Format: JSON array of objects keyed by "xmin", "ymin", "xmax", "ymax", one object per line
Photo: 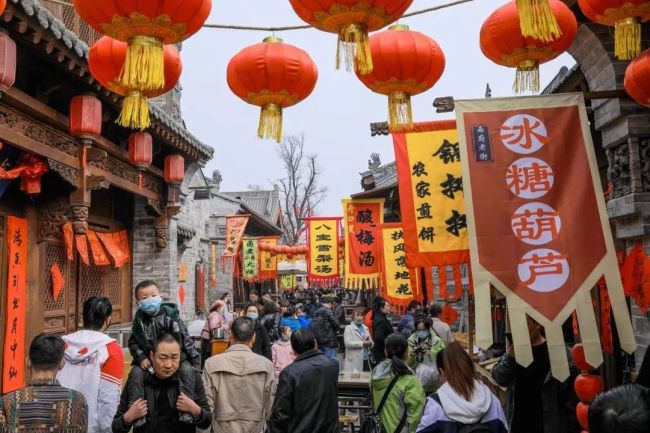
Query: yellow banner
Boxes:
[
  {"xmin": 259, "ymin": 237, "xmax": 279, "ymax": 280},
  {"xmin": 381, "ymin": 224, "xmax": 417, "ymax": 305},
  {"xmin": 306, "ymin": 218, "xmax": 341, "ymax": 287},
  {"xmin": 280, "ymin": 274, "xmax": 295, "ymax": 290}
]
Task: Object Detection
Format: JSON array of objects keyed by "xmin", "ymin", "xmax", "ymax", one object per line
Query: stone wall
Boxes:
[{"xmin": 568, "ymin": 22, "xmax": 650, "ymax": 370}]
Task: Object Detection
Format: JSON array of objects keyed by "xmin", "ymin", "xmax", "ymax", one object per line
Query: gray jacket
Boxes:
[{"xmin": 491, "ymin": 350, "xmax": 578, "ymax": 433}]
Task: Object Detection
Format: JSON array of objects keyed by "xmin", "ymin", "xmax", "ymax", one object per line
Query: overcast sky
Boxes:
[{"xmin": 180, "ymin": 0, "xmax": 573, "ymax": 216}]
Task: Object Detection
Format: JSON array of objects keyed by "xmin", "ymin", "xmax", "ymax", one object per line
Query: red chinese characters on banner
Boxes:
[
  {"xmin": 342, "ymin": 199, "xmax": 384, "ymax": 289},
  {"xmin": 3, "ymin": 216, "xmax": 27, "ymax": 393}
]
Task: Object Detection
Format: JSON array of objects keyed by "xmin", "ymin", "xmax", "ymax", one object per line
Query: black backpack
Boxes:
[
  {"xmin": 361, "ymin": 374, "xmax": 407, "ymax": 433},
  {"xmin": 430, "ymin": 393, "xmax": 491, "ymax": 433},
  {"xmin": 310, "ymin": 312, "xmax": 331, "ymax": 346}
]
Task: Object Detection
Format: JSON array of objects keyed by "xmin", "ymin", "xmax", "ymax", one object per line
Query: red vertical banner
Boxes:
[
  {"xmin": 342, "ymin": 199, "xmax": 384, "ymax": 289},
  {"xmin": 456, "ymin": 94, "xmax": 636, "ymax": 380},
  {"xmin": 3, "ymin": 216, "xmax": 27, "ymax": 393},
  {"xmin": 306, "ymin": 217, "xmax": 342, "ymax": 287}
]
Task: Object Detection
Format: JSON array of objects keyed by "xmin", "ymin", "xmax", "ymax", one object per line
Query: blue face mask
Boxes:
[
  {"xmin": 247, "ymin": 313, "xmax": 259, "ymax": 321},
  {"xmin": 417, "ymin": 330, "xmax": 429, "ymax": 340},
  {"xmin": 139, "ymin": 296, "xmax": 162, "ymax": 316}
]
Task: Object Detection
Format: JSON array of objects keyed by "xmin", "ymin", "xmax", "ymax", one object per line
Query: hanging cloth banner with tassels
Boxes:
[
  {"xmin": 305, "ymin": 217, "xmax": 342, "ymax": 287},
  {"xmin": 393, "ymin": 120, "xmax": 471, "ymax": 301},
  {"xmin": 210, "ymin": 243, "xmax": 218, "ymax": 288},
  {"xmin": 456, "ymin": 93, "xmax": 636, "ymax": 381},
  {"xmin": 259, "ymin": 236, "xmax": 280, "ymax": 281},
  {"xmin": 221, "ymin": 215, "xmax": 249, "ymax": 270},
  {"xmin": 342, "ymin": 198, "xmax": 384, "ymax": 289},
  {"xmin": 379, "ymin": 223, "xmax": 420, "ymax": 307},
  {"xmin": 242, "ymin": 237, "xmax": 259, "ymax": 282}
]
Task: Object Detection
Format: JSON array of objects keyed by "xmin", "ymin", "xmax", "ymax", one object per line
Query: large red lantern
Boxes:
[
  {"xmin": 624, "ymin": 49, "xmax": 650, "ymax": 106},
  {"xmin": 288, "ymin": 0, "xmax": 413, "ymax": 74},
  {"xmin": 89, "ymin": 36, "xmax": 182, "ymax": 130},
  {"xmin": 578, "ymin": 0, "xmax": 650, "ymax": 60},
  {"xmin": 129, "ymin": 132, "xmax": 153, "ymax": 188},
  {"xmin": 73, "ymin": 0, "xmax": 210, "ymax": 92},
  {"xmin": 227, "ymin": 37, "xmax": 318, "ymax": 143},
  {"xmin": 0, "ymin": 30, "xmax": 16, "ymax": 93},
  {"xmin": 356, "ymin": 24, "xmax": 445, "ymax": 130},
  {"xmin": 164, "ymin": 155, "xmax": 184, "ymax": 186},
  {"xmin": 480, "ymin": 0, "xmax": 577, "ymax": 94}
]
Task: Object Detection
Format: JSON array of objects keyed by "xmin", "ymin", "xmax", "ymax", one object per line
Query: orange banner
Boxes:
[
  {"xmin": 96, "ymin": 232, "xmax": 128, "ymax": 268},
  {"xmin": 87, "ymin": 230, "xmax": 110, "ymax": 266},
  {"xmin": 259, "ymin": 237, "xmax": 279, "ymax": 281},
  {"xmin": 221, "ymin": 216, "xmax": 249, "ymax": 258},
  {"xmin": 63, "ymin": 221, "xmax": 74, "ymax": 261},
  {"xmin": 306, "ymin": 217, "xmax": 342, "ymax": 287},
  {"xmin": 3, "ymin": 216, "xmax": 27, "ymax": 393},
  {"xmin": 76, "ymin": 234, "xmax": 90, "ymax": 265},
  {"xmin": 342, "ymin": 199, "xmax": 384, "ymax": 289}
]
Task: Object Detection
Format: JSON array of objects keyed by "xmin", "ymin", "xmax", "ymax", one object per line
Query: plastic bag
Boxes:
[{"xmin": 415, "ymin": 352, "xmax": 440, "ymax": 390}]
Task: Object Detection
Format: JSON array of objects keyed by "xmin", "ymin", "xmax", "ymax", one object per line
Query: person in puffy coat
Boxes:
[
  {"xmin": 344, "ymin": 308, "xmax": 373, "ymax": 372},
  {"xmin": 371, "ymin": 333, "xmax": 426, "ymax": 433},
  {"xmin": 200, "ymin": 300, "xmax": 230, "ymax": 367},
  {"xmin": 416, "ymin": 342, "xmax": 507, "ymax": 433}
]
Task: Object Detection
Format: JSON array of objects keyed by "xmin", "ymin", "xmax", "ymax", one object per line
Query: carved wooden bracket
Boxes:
[{"xmin": 70, "ymin": 141, "xmax": 108, "ymax": 234}]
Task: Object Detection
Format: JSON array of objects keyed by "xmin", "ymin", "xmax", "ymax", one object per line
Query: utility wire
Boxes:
[{"xmin": 42, "ymin": 0, "xmax": 474, "ymax": 32}]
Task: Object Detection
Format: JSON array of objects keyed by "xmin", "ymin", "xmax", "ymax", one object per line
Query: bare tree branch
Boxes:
[{"xmin": 276, "ymin": 134, "xmax": 328, "ymax": 245}]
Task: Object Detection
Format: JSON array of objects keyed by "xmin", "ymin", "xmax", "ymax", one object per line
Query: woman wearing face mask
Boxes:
[
  {"xmin": 344, "ymin": 308, "xmax": 374, "ymax": 372},
  {"xmin": 200, "ymin": 300, "xmax": 230, "ymax": 368},
  {"xmin": 245, "ymin": 303, "xmax": 272, "ymax": 361},
  {"xmin": 271, "ymin": 326, "xmax": 296, "ymax": 379},
  {"xmin": 407, "ymin": 316, "xmax": 444, "ymax": 394}
]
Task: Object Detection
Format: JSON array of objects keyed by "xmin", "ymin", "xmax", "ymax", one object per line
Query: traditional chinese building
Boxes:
[{"xmin": 0, "ymin": 0, "xmax": 213, "ymax": 388}]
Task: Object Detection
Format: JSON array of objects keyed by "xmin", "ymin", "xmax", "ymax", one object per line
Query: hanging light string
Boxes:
[{"xmin": 42, "ymin": 0, "xmax": 474, "ymax": 31}]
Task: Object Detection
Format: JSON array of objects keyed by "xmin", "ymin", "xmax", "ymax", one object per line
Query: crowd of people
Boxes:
[{"xmin": 1, "ymin": 281, "xmax": 650, "ymax": 433}]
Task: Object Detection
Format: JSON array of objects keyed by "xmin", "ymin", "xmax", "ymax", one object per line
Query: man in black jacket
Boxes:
[
  {"xmin": 312, "ymin": 296, "xmax": 340, "ymax": 359},
  {"xmin": 268, "ymin": 329, "xmax": 340, "ymax": 433},
  {"xmin": 113, "ymin": 333, "xmax": 211, "ymax": 433}
]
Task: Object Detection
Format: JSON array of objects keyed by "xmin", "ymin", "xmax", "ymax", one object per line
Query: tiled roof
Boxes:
[
  {"xmin": 10, "ymin": 0, "xmax": 213, "ymax": 162},
  {"xmin": 222, "ymin": 189, "xmax": 282, "ymax": 227}
]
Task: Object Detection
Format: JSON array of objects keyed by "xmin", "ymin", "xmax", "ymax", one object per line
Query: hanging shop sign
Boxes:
[
  {"xmin": 342, "ymin": 198, "xmax": 384, "ymax": 289},
  {"xmin": 306, "ymin": 217, "xmax": 342, "ymax": 287},
  {"xmin": 379, "ymin": 223, "xmax": 420, "ymax": 307},
  {"xmin": 456, "ymin": 93, "xmax": 636, "ymax": 380},
  {"xmin": 242, "ymin": 237, "xmax": 259, "ymax": 282}
]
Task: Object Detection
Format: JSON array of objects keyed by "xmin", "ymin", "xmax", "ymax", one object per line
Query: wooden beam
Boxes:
[{"xmin": 0, "ymin": 122, "xmax": 79, "ymax": 167}]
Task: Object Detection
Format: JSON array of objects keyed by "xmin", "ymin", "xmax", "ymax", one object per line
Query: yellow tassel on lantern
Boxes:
[
  {"xmin": 615, "ymin": 17, "xmax": 641, "ymax": 60},
  {"xmin": 118, "ymin": 91, "xmax": 151, "ymax": 130},
  {"xmin": 258, "ymin": 103, "xmax": 283, "ymax": 143},
  {"xmin": 514, "ymin": 59, "xmax": 540, "ymax": 94},
  {"xmin": 337, "ymin": 22, "xmax": 373, "ymax": 75},
  {"xmin": 388, "ymin": 91, "xmax": 413, "ymax": 131},
  {"xmin": 119, "ymin": 36, "xmax": 165, "ymax": 91},
  {"xmin": 515, "ymin": 0, "xmax": 562, "ymax": 42}
]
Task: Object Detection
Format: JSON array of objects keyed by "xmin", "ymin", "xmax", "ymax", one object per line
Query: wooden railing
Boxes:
[{"xmin": 40, "ymin": 0, "xmax": 101, "ymax": 47}]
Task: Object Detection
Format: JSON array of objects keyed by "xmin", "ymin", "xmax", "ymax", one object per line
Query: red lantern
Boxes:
[
  {"xmin": 89, "ymin": 36, "xmax": 182, "ymax": 130},
  {"xmin": 164, "ymin": 155, "xmax": 184, "ymax": 185},
  {"xmin": 0, "ymin": 30, "xmax": 16, "ymax": 93},
  {"xmin": 480, "ymin": 0, "xmax": 577, "ymax": 93},
  {"xmin": 227, "ymin": 37, "xmax": 318, "ymax": 143},
  {"xmin": 356, "ymin": 24, "xmax": 445, "ymax": 130},
  {"xmin": 288, "ymin": 0, "xmax": 413, "ymax": 74},
  {"xmin": 624, "ymin": 49, "xmax": 650, "ymax": 106},
  {"xmin": 69, "ymin": 95, "xmax": 102, "ymax": 139},
  {"xmin": 578, "ymin": 0, "xmax": 650, "ymax": 59},
  {"xmin": 129, "ymin": 132, "xmax": 153, "ymax": 189},
  {"xmin": 576, "ymin": 402, "xmax": 589, "ymax": 430},
  {"xmin": 73, "ymin": 0, "xmax": 210, "ymax": 92},
  {"xmin": 574, "ymin": 374, "xmax": 604, "ymax": 403}
]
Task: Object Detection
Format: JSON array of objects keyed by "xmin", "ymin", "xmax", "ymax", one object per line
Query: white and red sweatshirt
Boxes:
[{"xmin": 57, "ymin": 330, "xmax": 124, "ymax": 433}]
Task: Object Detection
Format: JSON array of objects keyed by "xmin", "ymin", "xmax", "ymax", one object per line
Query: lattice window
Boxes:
[
  {"xmin": 44, "ymin": 243, "xmax": 66, "ymax": 312},
  {"xmin": 79, "ymin": 263, "xmax": 122, "ymax": 308}
]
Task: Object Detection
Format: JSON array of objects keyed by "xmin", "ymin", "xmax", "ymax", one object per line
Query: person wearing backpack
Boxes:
[
  {"xmin": 310, "ymin": 296, "xmax": 340, "ymax": 359},
  {"xmin": 416, "ymin": 342, "xmax": 507, "ymax": 433},
  {"xmin": 370, "ymin": 333, "xmax": 425, "ymax": 433}
]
